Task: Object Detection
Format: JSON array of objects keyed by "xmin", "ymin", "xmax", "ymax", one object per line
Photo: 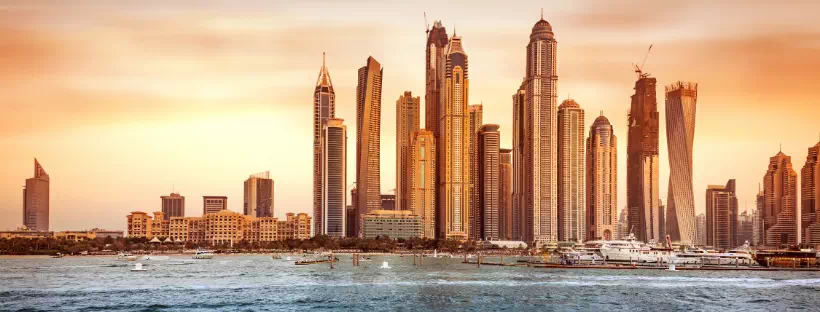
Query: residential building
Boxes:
[
  {"xmin": 478, "ymin": 124, "xmax": 501, "ymax": 241},
  {"xmin": 203, "ymin": 196, "xmax": 227, "ymax": 215},
  {"xmin": 557, "ymin": 99, "xmax": 585, "ymax": 243},
  {"xmin": 706, "ymin": 180, "xmax": 738, "ymax": 250},
  {"xmin": 425, "ymin": 20, "xmax": 448, "ymax": 137},
  {"xmin": 617, "ymin": 208, "xmax": 629, "ymax": 239},
  {"xmin": 665, "ymin": 82, "xmax": 699, "ymax": 245},
  {"xmin": 627, "ymin": 73, "xmax": 660, "ymax": 243},
  {"xmin": 361, "ymin": 209, "xmax": 423, "ymax": 240},
  {"xmin": 160, "ymin": 193, "xmax": 185, "ymax": 220},
  {"xmin": 754, "ymin": 188, "xmax": 765, "ymax": 246},
  {"xmin": 132, "ymin": 211, "xmax": 310, "ymax": 244},
  {"xmin": 499, "ymin": 148, "xmax": 513, "ymax": 240},
  {"xmin": 244, "ymin": 171, "xmax": 274, "ymax": 218},
  {"xmin": 322, "ymin": 118, "xmax": 347, "ymax": 238},
  {"xmin": 23, "ymin": 159, "xmax": 50, "ymax": 231},
  {"xmin": 313, "ymin": 53, "xmax": 336, "ymax": 241},
  {"xmin": 396, "ymin": 91, "xmax": 420, "ymax": 211},
  {"xmin": 355, "ymin": 56, "xmax": 383, "ymax": 237},
  {"xmin": 468, "ymin": 104, "xmax": 483, "ymax": 240},
  {"xmin": 763, "ymin": 151, "xmax": 799, "ymax": 247},
  {"xmin": 802, "ymin": 141, "xmax": 820, "ymax": 245},
  {"xmin": 410, "ymin": 130, "xmax": 436, "ymax": 238},
  {"xmin": 586, "ymin": 114, "xmax": 618, "ymax": 240}
]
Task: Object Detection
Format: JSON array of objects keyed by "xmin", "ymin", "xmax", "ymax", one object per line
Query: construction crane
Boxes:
[{"xmin": 633, "ymin": 44, "xmax": 653, "ymax": 79}]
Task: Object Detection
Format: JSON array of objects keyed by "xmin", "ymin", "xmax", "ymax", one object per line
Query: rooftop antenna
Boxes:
[
  {"xmin": 322, "ymin": 52, "xmax": 326, "ymax": 67},
  {"xmin": 541, "ymin": 8, "xmax": 544, "ymax": 20},
  {"xmin": 424, "ymin": 12, "xmax": 429, "ymax": 34},
  {"xmin": 600, "ymin": 110, "xmax": 603, "ymax": 117}
]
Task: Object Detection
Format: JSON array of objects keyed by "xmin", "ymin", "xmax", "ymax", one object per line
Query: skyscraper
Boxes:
[
  {"xmin": 557, "ymin": 99, "xmax": 585, "ymax": 242},
  {"xmin": 706, "ymin": 180, "xmax": 738, "ymax": 250},
  {"xmin": 355, "ymin": 56, "xmax": 383, "ymax": 237},
  {"xmin": 410, "ymin": 130, "xmax": 436, "ymax": 238},
  {"xmin": 161, "ymin": 193, "xmax": 185, "ymax": 220},
  {"xmin": 478, "ymin": 124, "xmax": 501, "ymax": 241},
  {"xmin": 244, "ymin": 172, "xmax": 274, "ymax": 218},
  {"xmin": 23, "ymin": 159, "xmax": 50, "ymax": 231},
  {"xmin": 313, "ymin": 53, "xmax": 336, "ymax": 237},
  {"xmin": 754, "ymin": 188, "xmax": 765, "ymax": 246},
  {"xmin": 203, "ymin": 196, "xmax": 227, "ymax": 215},
  {"xmin": 627, "ymin": 73, "xmax": 660, "ymax": 243},
  {"xmin": 468, "ymin": 104, "xmax": 483, "ymax": 240},
  {"xmin": 665, "ymin": 81, "xmax": 698, "ymax": 245},
  {"xmin": 802, "ymin": 141, "xmax": 820, "ymax": 244},
  {"xmin": 696, "ymin": 213, "xmax": 706, "ymax": 246},
  {"xmin": 437, "ymin": 34, "xmax": 470, "ymax": 240},
  {"xmin": 499, "ymin": 148, "xmax": 514, "ymax": 240},
  {"xmin": 586, "ymin": 114, "xmax": 618, "ymax": 240},
  {"xmin": 737, "ymin": 210, "xmax": 755, "ymax": 247},
  {"xmin": 322, "ymin": 118, "xmax": 347, "ymax": 238},
  {"xmin": 396, "ymin": 91, "xmax": 420, "ymax": 212},
  {"xmin": 763, "ymin": 151, "xmax": 799, "ymax": 246},
  {"xmin": 425, "ymin": 20, "xmax": 448, "ymax": 137},
  {"xmin": 513, "ymin": 15, "xmax": 559, "ymax": 245}
]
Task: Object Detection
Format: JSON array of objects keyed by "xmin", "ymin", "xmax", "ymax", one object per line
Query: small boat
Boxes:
[
  {"xmin": 131, "ymin": 263, "xmax": 147, "ymax": 272},
  {"xmin": 140, "ymin": 255, "xmax": 169, "ymax": 261},
  {"xmin": 359, "ymin": 256, "xmax": 372, "ymax": 262},
  {"xmin": 51, "ymin": 253, "xmax": 64, "ymax": 258},
  {"xmin": 380, "ymin": 261, "xmax": 391, "ymax": 269},
  {"xmin": 295, "ymin": 258, "xmax": 329, "ymax": 265},
  {"xmin": 192, "ymin": 249, "xmax": 215, "ymax": 260},
  {"xmin": 117, "ymin": 253, "xmax": 138, "ymax": 261}
]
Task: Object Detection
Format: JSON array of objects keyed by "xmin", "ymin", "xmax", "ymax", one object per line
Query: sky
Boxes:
[{"xmin": 1, "ymin": 0, "xmax": 819, "ymax": 232}]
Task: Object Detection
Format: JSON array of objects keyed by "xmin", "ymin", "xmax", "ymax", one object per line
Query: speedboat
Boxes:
[
  {"xmin": 117, "ymin": 253, "xmax": 138, "ymax": 261},
  {"xmin": 192, "ymin": 249, "xmax": 215, "ymax": 259}
]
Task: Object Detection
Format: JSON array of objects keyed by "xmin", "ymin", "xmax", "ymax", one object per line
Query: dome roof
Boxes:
[
  {"xmin": 559, "ymin": 99, "xmax": 579, "ymax": 109},
  {"xmin": 593, "ymin": 115, "xmax": 610, "ymax": 125},
  {"xmin": 530, "ymin": 18, "xmax": 554, "ymax": 41}
]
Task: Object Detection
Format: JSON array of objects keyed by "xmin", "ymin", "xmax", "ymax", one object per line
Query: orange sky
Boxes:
[{"xmin": 1, "ymin": 1, "xmax": 819, "ymax": 231}]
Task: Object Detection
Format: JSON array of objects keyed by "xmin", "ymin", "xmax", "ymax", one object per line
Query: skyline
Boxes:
[{"xmin": 2, "ymin": 1, "xmax": 820, "ymax": 233}]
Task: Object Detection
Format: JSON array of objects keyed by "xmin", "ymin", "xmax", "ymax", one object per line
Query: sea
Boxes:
[{"xmin": 1, "ymin": 254, "xmax": 819, "ymax": 311}]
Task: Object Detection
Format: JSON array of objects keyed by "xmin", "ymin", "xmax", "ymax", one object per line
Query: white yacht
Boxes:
[
  {"xmin": 677, "ymin": 248, "xmax": 719, "ymax": 265},
  {"xmin": 595, "ymin": 233, "xmax": 675, "ymax": 263},
  {"xmin": 192, "ymin": 249, "xmax": 215, "ymax": 259},
  {"xmin": 116, "ymin": 253, "xmax": 138, "ymax": 261}
]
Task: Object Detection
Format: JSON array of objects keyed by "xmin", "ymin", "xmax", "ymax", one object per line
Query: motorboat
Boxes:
[
  {"xmin": 131, "ymin": 263, "xmax": 147, "ymax": 272},
  {"xmin": 676, "ymin": 248, "xmax": 718, "ymax": 265},
  {"xmin": 116, "ymin": 253, "xmax": 138, "ymax": 261},
  {"xmin": 51, "ymin": 253, "xmax": 64, "ymax": 258},
  {"xmin": 192, "ymin": 249, "xmax": 215, "ymax": 259},
  {"xmin": 140, "ymin": 255, "xmax": 170, "ymax": 261}
]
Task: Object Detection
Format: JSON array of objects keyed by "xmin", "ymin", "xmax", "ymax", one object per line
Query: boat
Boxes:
[
  {"xmin": 192, "ymin": 249, "xmax": 215, "ymax": 260},
  {"xmin": 51, "ymin": 253, "xmax": 64, "ymax": 258},
  {"xmin": 754, "ymin": 250, "xmax": 817, "ymax": 268},
  {"xmin": 380, "ymin": 261, "xmax": 391, "ymax": 269},
  {"xmin": 295, "ymin": 258, "xmax": 329, "ymax": 265},
  {"xmin": 358, "ymin": 256, "xmax": 372, "ymax": 262},
  {"xmin": 131, "ymin": 263, "xmax": 147, "ymax": 272},
  {"xmin": 140, "ymin": 255, "xmax": 169, "ymax": 261},
  {"xmin": 116, "ymin": 253, "xmax": 138, "ymax": 261},
  {"xmin": 271, "ymin": 254, "xmax": 282, "ymax": 260}
]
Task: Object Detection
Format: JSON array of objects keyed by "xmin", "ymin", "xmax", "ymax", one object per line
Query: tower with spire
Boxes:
[
  {"xmin": 24, "ymin": 158, "xmax": 50, "ymax": 231},
  {"xmin": 313, "ymin": 53, "xmax": 336, "ymax": 236}
]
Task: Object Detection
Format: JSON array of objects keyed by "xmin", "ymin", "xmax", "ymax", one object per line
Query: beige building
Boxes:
[
  {"xmin": 313, "ymin": 53, "xmax": 336, "ymax": 241},
  {"xmin": 150, "ymin": 211, "xmax": 170, "ymax": 238},
  {"xmin": 128, "ymin": 211, "xmax": 310, "ymax": 244},
  {"xmin": 763, "ymin": 151, "xmax": 799, "ymax": 247},
  {"xmin": 322, "ymin": 118, "xmax": 347, "ymax": 238},
  {"xmin": 665, "ymin": 82, "xmax": 699, "ymax": 245},
  {"xmin": 706, "ymin": 180, "xmax": 738, "ymax": 250},
  {"xmin": 361, "ymin": 209, "xmax": 423, "ymax": 240},
  {"xmin": 244, "ymin": 171, "xmax": 274, "ymax": 218},
  {"xmin": 54, "ymin": 229, "xmax": 124, "ymax": 242},
  {"xmin": 127, "ymin": 211, "xmax": 153, "ymax": 238},
  {"xmin": 557, "ymin": 99, "xmax": 585, "ymax": 243},
  {"xmin": 203, "ymin": 196, "xmax": 227, "ymax": 215},
  {"xmin": 513, "ymin": 17, "xmax": 559, "ymax": 245},
  {"xmin": 23, "ymin": 159, "xmax": 50, "ymax": 231},
  {"xmin": 478, "ymin": 124, "xmax": 501, "ymax": 241},
  {"xmin": 586, "ymin": 115, "xmax": 618, "ymax": 240},
  {"xmin": 468, "ymin": 104, "xmax": 483, "ymax": 240},
  {"xmin": 396, "ymin": 91, "xmax": 420, "ymax": 212},
  {"xmin": 355, "ymin": 56, "xmax": 383, "ymax": 237},
  {"xmin": 802, "ymin": 141, "xmax": 820, "ymax": 244},
  {"xmin": 410, "ymin": 130, "xmax": 436, "ymax": 238},
  {"xmin": 437, "ymin": 34, "xmax": 471, "ymax": 241},
  {"xmin": 499, "ymin": 148, "xmax": 513, "ymax": 240}
]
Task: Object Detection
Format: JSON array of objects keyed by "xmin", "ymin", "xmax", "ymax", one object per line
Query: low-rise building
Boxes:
[
  {"xmin": 127, "ymin": 211, "xmax": 153, "ymax": 238},
  {"xmin": 0, "ymin": 227, "xmax": 54, "ymax": 239},
  {"xmin": 54, "ymin": 229, "xmax": 125, "ymax": 242},
  {"xmin": 360, "ymin": 209, "xmax": 423, "ymax": 240}
]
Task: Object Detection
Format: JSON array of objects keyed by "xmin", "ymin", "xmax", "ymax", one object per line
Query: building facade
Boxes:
[
  {"xmin": 361, "ymin": 210, "xmax": 424, "ymax": 240},
  {"xmin": 160, "ymin": 193, "xmax": 185, "ymax": 220},
  {"xmin": 425, "ymin": 20, "xmax": 448, "ymax": 138},
  {"xmin": 763, "ymin": 151, "xmax": 799, "ymax": 247},
  {"xmin": 627, "ymin": 74, "xmax": 661, "ymax": 243},
  {"xmin": 737, "ymin": 210, "xmax": 755, "ymax": 247},
  {"xmin": 477, "ymin": 124, "xmax": 501, "ymax": 241},
  {"xmin": 321, "ymin": 118, "xmax": 347, "ymax": 238},
  {"xmin": 665, "ymin": 82, "xmax": 698, "ymax": 245},
  {"xmin": 313, "ymin": 53, "xmax": 336, "ymax": 241},
  {"xmin": 802, "ymin": 141, "xmax": 820, "ymax": 245},
  {"xmin": 23, "ymin": 159, "xmax": 50, "ymax": 231},
  {"xmin": 244, "ymin": 171, "xmax": 274, "ymax": 218},
  {"xmin": 468, "ymin": 104, "xmax": 483, "ymax": 240},
  {"xmin": 557, "ymin": 99, "xmax": 585, "ymax": 242},
  {"xmin": 696, "ymin": 213, "xmax": 706, "ymax": 246},
  {"xmin": 203, "ymin": 196, "xmax": 227, "ymax": 215},
  {"xmin": 396, "ymin": 91, "xmax": 420, "ymax": 212},
  {"xmin": 499, "ymin": 148, "xmax": 514, "ymax": 240},
  {"xmin": 410, "ymin": 130, "xmax": 436, "ymax": 238},
  {"xmin": 381, "ymin": 194, "xmax": 396, "ymax": 211},
  {"xmin": 355, "ymin": 56, "xmax": 383, "ymax": 237},
  {"xmin": 586, "ymin": 115, "xmax": 618, "ymax": 240},
  {"xmin": 706, "ymin": 180, "xmax": 738, "ymax": 250},
  {"xmin": 128, "ymin": 211, "xmax": 311, "ymax": 243}
]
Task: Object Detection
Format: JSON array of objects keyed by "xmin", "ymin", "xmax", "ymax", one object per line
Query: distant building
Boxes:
[
  {"xmin": 244, "ymin": 171, "xmax": 274, "ymax": 218},
  {"xmin": 203, "ymin": 196, "xmax": 227, "ymax": 215},
  {"xmin": 380, "ymin": 194, "xmax": 396, "ymax": 211},
  {"xmin": 753, "ymin": 189, "xmax": 765, "ymax": 246},
  {"xmin": 499, "ymin": 148, "xmax": 513, "ymax": 240},
  {"xmin": 618, "ymin": 208, "xmax": 629, "ymax": 239},
  {"xmin": 706, "ymin": 180, "xmax": 738, "ymax": 250},
  {"xmin": 361, "ymin": 210, "xmax": 423, "ymax": 240},
  {"xmin": 696, "ymin": 213, "xmax": 706, "ymax": 246},
  {"xmin": 586, "ymin": 114, "xmax": 617, "ymax": 241},
  {"xmin": 348, "ymin": 188, "xmax": 359, "ymax": 237},
  {"xmin": 396, "ymin": 91, "xmax": 420, "ymax": 212},
  {"xmin": 737, "ymin": 211, "xmax": 755, "ymax": 247},
  {"xmin": 658, "ymin": 199, "xmax": 666, "ymax": 240},
  {"xmin": 478, "ymin": 124, "xmax": 501, "ymax": 241},
  {"xmin": 128, "ymin": 210, "xmax": 310, "ymax": 243},
  {"xmin": 410, "ymin": 130, "xmax": 436, "ymax": 239},
  {"xmin": 23, "ymin": 159, "xmax": 50, "ymax": 231},
  {"xmin": 558, "ymin": 99, "xmax": 585, "ymax": 243},
  {"xmin": 321, "ymin": 118, "xmax": 347, "ymax": 238},
  {"xmin": 665, "ymin": 81, "xmax": 699, "ymax": 245},
  {"xmin": 468, "ymin": 104, "xmax": 483, "ymax": 241},
  {"xmin": 627, "ymin": 74, "xmax": 660, "ymax": 243},
  {"xmin": 127, "ymin": 211, "xmax": 153, "ymax": 238},
  {"xmin": 160, "ymin": 193, "xmax": 185, "ymax": 220},
  {"xmin": 313, "ymin": 53, "xmax": 336, "ymax": 242},
  {"xmin": 54, "ymin": 229, "xmax": 124, "ymax": 242},
  {"xmin": 345, "ymin": 204, "xmax": 356, "ymax": 238},
  {"xmin": 0, "ymin": 227, "xmax": 53, "ymax": 239},
  {"xmin": 763, "ymin": 151, "xmax": 799, "ymax": 247},
  {"xmin": 802, "ymin": 141, "xmax": 820, "ymax": 245},
  {"xmin": 355, "ymin": 56, "xmax": 383, "ymax": 238}
]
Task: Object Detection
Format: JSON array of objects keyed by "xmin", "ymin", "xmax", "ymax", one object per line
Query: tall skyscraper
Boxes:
[
  {"xmin": 425, "ymin": 20, "xmax": 448, "ymax": 137},
  {"xmin": 161, "ymin": 193, "xmax": 185, "ymax": 220},
  {"xmin": 763, "ymin": 151, "xmax": 799, "ymax": 246},
  {"xmin": 627, "ymin": 73, "xmax": 660, "ymax": 243},
  {"xmin": 313, "ymin": 53, "xmax": 336, "ymax": 237},
  {"xmin": 586, "ymin": 114, "xmax": 618, "ymax": 240},
  {"xmin": 202, "ymin": 196, "xmax": 227, "ymax": 215},
  {"xmin": 754, "ymin": 188, "xmax": 765, "ymax": 246},
  {"xmin": 478, "ymin": 124, "xmax": 501, "ymax": 241},
  {"xmin": 468, "ymin": 104, "xmax": 483, "ymax": 240},
  {"xmin": 437, "ymin": 34, "xmax": 470, "ymax": 240},
  {"xmin": 706, "ymin": 180, "xmax": 738, "ymax": 250},
  {"xmin": 322, "ymin": 118, "xmax": 347, "ymax": 238},
  {"xmin": 802, "ymin": 141, "xmax": 820, "ymax": 244},
  {"xmin": 557, "ymin": 99, "xmax": 585, "ymax": 242},
  {"xmin": 396, "ymin": 91, "xmax": 420, "ymax": 212},
  {"xmin": 513, "ymin": 15, "xmax": 559, "ymax": 245},
  {"xmin": 696, "ymin": 213, "xmax": 706, "ymax": 246},
  {"xmin": 499, "ymin": 148, "xmax": 514, "ymax": 240},
  {"xmin": 410, "ymin": 130, "xmax": 436, "ymax": 238},
  {"xmin": 23, "ymin": 159, "xmax": 50, "ymax": 231},
  {"xmin": 665, "ymin": 81, "xmax": 698, "ymax": 245},
  {"xmin": 244, "ymin": 171, "xmax": 274, "ymax": 218},
  {"xmin": 355, "ymin": 56, "xmax": 383, "ymax": 237}
]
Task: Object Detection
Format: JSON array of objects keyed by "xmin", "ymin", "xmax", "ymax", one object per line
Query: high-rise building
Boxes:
[
  {"xmin": 696, "ymin": 213, "xmax": 706, "ymax": 246},
  {"xmin": 754, "ymin": 188, "xmax": 765, "ymax": 246},
  {"xmin": 478, "ymin": 124, "xmax": 501, "ymax": 241},
  {"xmin": 499, "ymin": 148, "xmax": 514, "ymax": 240},
  {"xmin": 161, "ymin": 193, "xmax": 185, "ymax": 220},
  {"xmin": 706, "ymin": 180, "xmax": 738, "ymax": 250},
  {"xmin": 557, "ymin": 99, "xmax": 585, "ymax": 243},
  {"xmin": 322, "ymin": 118, "xmax": 347, "ymax": 238},
  {"xmin": 360, "ymin": 210, "xmax": 424, "ymax": 240},
  {"xmin": 659, "ymin": 199, "xmax": 666, "ymax": 240},
  {"xmin": 244, "ymin": 171, "xmax": 274, "ymax": 218},
  {"xmin": 513, "ymin": 15, "xmax": 559, "ymax": 246},
  {"xmin": 665, "ymin": 82, "xmax": 698, "ymax": 245},
  {"xmin": 617, "ymin": 208, "xmax": 629, "ymax": 239},
  {"xmin": 586, "ymin": 114, "xmax": 618, "ymax": 240},
  {"xmin": 763, "ymin": 151, "xmax": 799, "ymax": 247},
  {"xmin": 468, "ymin": 104, "xmax": 483, "ymax": 240},
  {"xmin": 348, "ymin": 188, "xmax": 358, "ymax": 238},
  {"xmin": 425, "ymin": 20, "xmax": 448, "ymax": 137},
  {"xmin": 202, "ymin": 196, "xmax": 227, "ymax": 215},
  {"xmin": 23, "ymin": 159, "xmax": 50, "ymax": 231},
  {"xmin": 737, "ymin": 210, "xmax": 755, "ymax": 247},
  {"xmin": 410, "ymin": 130, "xmax": 436, "ymax": 238},
  {"xmin": 381, "ymin": 194, "xmax": 396, "ymax": 211},
  {"xmin": 802, "ymin": 141, "xmax": 820, "ymax": 244},
  {"xmin": 437, "ymin": 34, "xmax": 470, "ymax": 241},
  {"xmin": 396, "ymin": 91, "xmax": 420, "ymax": 212},
  {"xmin": 313, "ymin": 53, "xmax": 336, "ymax": 240},
  {"xmin": 355, "ymin": 56, "xmax": 383, "ymax": 238},
  {"xmin": 627, "ymin": 73, "xmax": 660, "ymax": 243}
]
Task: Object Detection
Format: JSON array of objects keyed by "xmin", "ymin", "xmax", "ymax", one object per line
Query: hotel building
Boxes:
[
  {"xmin": 244, "ymin": 171, "xmax": 274, "ymax": 218},
  {"xmin": 360, "ymin": 210, "xmax": 424, "ymax": 240},
  {"xmin": 313, "ymin": 53, "xmax": 336, "ymax": 240},
  {"xmin": 203, "ymin": 196, "xmax": 227, "ymax": 215},
  {"xmin": 321, "ymin": 118, "xmax": 347, "ymax": 238}
]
